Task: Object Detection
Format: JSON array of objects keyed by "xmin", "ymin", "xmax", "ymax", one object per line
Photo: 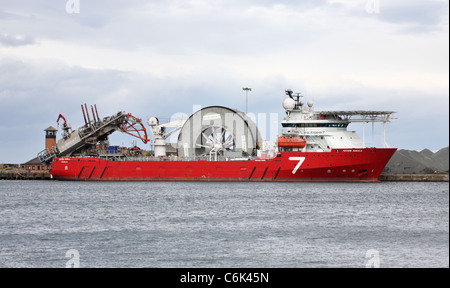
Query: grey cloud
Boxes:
[
  {"xmin": 1, "ymin": 1, "xmax": 331, "ymax": 54},
  {"xmin": 0, "ymin": 33, "xmax": 35, "ymax": 46},
  {"xmin": 351, "ymin": 0, "xmax": 449, "ymax": 33},
  {"xmin": 377, "ymin": 0, "xmax": 448, "ymax": 26},
  {"xmin": 89, "ymin": 1, "xmax": 326, "ymax": 55},
  {"xmin": 0, "ymin": 11, "xmax": 15, "ymax": 19},
  {"xmin": 2, "ymin": 0, "xmax": 446, "ymax": 52}
]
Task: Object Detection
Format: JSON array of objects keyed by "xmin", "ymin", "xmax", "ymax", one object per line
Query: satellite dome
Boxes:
[
  {"xmin": 282, "ymin": 98, "xmax": 296, "ymax": 110},
  {"xmin": 307, "ymin": 100, "xmax": 314, "ymax": 108},
  {"xmin": 148, "ymin": 117, "xmax": 159, "ymax": 126}
]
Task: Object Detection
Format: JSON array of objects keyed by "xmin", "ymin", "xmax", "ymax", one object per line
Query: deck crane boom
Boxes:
[
  {"xmin": 38, "ymin": 104, "xmax": 150, "ymax": 164},
  {"xmin": 56, "ymin": 114, "xmax": 72, "ymax": 138}
]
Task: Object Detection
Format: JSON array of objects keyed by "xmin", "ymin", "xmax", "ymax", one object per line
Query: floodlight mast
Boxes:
[{"xmin": 243, "ymin": 87, "xmax": 252, "ymax": 114}]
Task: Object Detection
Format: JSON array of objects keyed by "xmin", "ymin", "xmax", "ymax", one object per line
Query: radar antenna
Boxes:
[{"xmin": 285, "ymin": 89, "xmax": 303, "ymax": 109}]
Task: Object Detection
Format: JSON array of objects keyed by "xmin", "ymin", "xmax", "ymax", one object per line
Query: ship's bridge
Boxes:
[{"xmin": 280, "ymin": 92, "xmax": 396, "ymax": 152}]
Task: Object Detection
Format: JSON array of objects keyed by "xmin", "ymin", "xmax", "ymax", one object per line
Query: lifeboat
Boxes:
[{"xmin": 277, "ymin": 136, "xmax": 306, "ymax": 148}]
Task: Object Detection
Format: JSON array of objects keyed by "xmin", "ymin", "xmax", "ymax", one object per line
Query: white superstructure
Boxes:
[{"xmin": 280, "ymin": 90, "xmax": 395, "ymax": 153}]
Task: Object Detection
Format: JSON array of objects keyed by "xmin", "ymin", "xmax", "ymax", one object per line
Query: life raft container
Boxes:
[{"xmin": 277, "ymin": 136, "xmax": 306, "ymax": 148}]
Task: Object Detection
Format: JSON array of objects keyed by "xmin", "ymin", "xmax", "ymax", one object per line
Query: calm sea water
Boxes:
[{"xmin": 0, "ymin": 180, "xmax": 448, "ymax": 268}]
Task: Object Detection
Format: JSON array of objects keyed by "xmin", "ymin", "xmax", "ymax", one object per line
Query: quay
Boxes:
[
  {"xmin": 0, "ymin": 171, "xmax": 51, "ymax": 180},
  {"xmin": 379, "ymin": 173, "xmax": 449, "ymax": 182}
]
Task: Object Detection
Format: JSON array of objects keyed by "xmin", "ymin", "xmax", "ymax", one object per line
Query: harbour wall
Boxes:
[
  {"xmin": 0, "ymin": 171, "xmax": 51, "ymax": 180},
  {"xmin": 379, "ymin": 174, "xmax": 449, "ymax": 182}
]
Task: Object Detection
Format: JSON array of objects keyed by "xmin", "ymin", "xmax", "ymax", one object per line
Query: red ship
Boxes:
[{"xmin": 40, "ymin": 90, "xmax": 396, "ymax": 182}]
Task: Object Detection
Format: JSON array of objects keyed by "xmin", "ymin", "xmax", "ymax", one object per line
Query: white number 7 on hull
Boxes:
[{"xmin": 289, "ymin": 157, "xmax": 306, "ymax": 174}]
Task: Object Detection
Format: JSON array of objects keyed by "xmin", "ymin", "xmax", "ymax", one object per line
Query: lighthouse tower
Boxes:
[{"xmin": 44, "ymin": 126, "xmax": 58, "ymax": 149}]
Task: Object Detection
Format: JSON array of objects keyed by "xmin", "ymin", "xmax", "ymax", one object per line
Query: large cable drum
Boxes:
[{"xmin": 177, "ymin": 106, "xmax": 262, "ymax": 159}]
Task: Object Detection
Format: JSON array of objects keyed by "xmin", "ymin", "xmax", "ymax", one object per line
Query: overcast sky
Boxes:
[{"xmin": 0, "ymin": 0, "xmax": 448, "ymax": 163}]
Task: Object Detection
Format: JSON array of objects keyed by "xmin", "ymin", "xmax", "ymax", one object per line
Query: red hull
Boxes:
[{"xmin": 50, "ymin": 148, "xmax": 396, "ymax": 182}]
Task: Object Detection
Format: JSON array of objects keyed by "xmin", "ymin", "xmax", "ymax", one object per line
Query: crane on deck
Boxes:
[{"xmin": 38, "ymin": 104, "xmax": 150, "ymax": 164}]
